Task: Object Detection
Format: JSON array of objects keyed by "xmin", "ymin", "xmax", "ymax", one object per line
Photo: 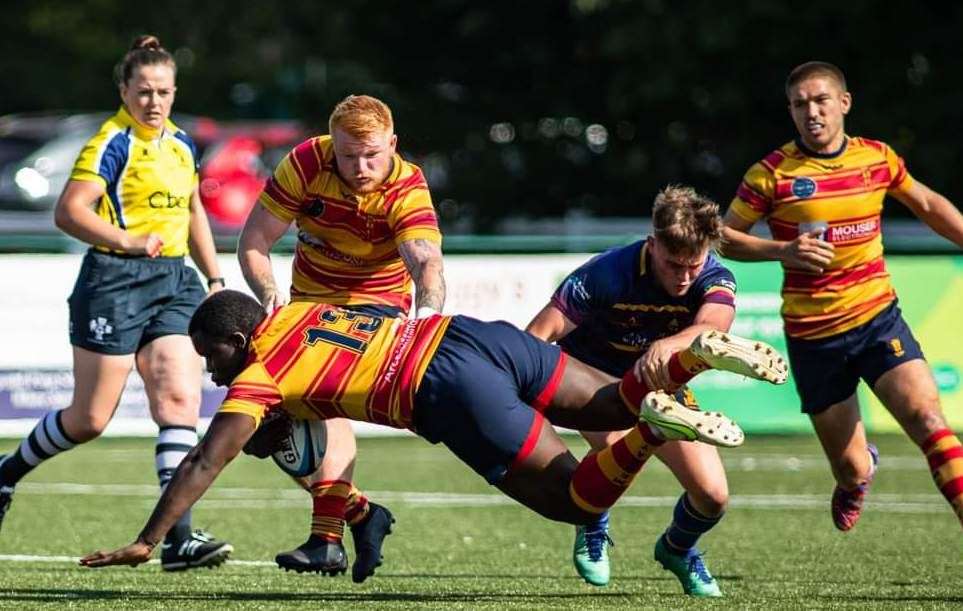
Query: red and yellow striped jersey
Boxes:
[
  {"xmin": 729, "ymin": 137, "xmax": 914, "ymax": 339},
  {"xmin": 258, "ymin": 136, "xmax": 441, "ymax": 311},
  {"xmin": 217, "ymin": 301, "xmax": 450, "ymax": 429}
]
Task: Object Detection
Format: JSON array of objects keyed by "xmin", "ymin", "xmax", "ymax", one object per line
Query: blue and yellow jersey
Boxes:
[
  {"xmin": 552, "ymin": 239, "xmax": 736, "ymax": 376},
  {"xmin": 218, "ymin": 301, "xmax": 451, "ymax": 429},
  {"xmin": 69, "ymin": 106, "xmax": 198, "ymax": 257},
  {"xmin": 729, "ymin": 137, "xmax": 914, "ymax": 339},
  {"xmin": 258, "ymin": 135, "xmax": 441, "ymax": 311}
]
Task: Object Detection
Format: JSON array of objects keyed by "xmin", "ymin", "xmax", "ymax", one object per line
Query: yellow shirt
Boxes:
[
  {"xmin": 70, "ymin": 106, "xmax": 197, "ymax": 257},
  {"xmin": 729, "ymin": 137, "xmax": 914, "ymax": 339},
  {"xmin": 218, "ymin": 301, "xmax": 451, "ymax": 429},
  {"xmin": 258, "ymin": 135, "xmax": 441, "ymax": 311}
]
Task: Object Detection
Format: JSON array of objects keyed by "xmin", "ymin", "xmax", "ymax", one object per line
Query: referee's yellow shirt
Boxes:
[{"xmin": 70, "ymin": 106, "xmax": 198, "ymax": 257}]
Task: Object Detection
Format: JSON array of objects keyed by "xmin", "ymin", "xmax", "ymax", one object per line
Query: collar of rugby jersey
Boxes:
[
  {"xmin": 117, "ymin": 105, "xmax": 174, "ymax": 141},
  {"xmin": 638, "ymin": 238, "xmax": 650, "ymax": 276}
]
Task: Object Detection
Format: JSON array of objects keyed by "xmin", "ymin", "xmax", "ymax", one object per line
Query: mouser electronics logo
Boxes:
[
  {"xmin": 791, "ymin": 177, "xmax": 817, "ymax": 198},
  {"xmin": 826, "ymin": 218, "xmax": 879, "ymax": 243}
]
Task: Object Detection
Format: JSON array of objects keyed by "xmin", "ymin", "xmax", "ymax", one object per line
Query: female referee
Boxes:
[{"xmin": 0, "ymin": 35, "xmax": 232, "ymax": 571}]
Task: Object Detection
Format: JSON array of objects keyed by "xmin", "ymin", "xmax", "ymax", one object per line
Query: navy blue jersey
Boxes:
[{"xmin": 553, "ymin": 239, "xmax": 736, "ymax": 376}]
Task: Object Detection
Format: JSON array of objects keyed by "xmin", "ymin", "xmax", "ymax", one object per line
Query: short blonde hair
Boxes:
[
  {"xmin": 651, "ymin": 185, "xmax": 722, "ymax": 255},
  {"xmin": 785, "ymin": 61, "xmax": 847, "ymax": 98},
  {"xmin": 328, "ymin": 94, "xmax": 394, "ymax": 138}
]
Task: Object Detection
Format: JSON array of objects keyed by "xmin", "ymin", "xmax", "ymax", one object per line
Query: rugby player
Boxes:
[{"xmin": 722, "ymin": 61, "xmax": 963, "ymax": 531}]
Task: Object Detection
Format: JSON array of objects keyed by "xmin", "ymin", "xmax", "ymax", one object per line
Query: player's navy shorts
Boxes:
[
  {"xmin": 413, "ymin": 315, "xmax": 567, "ymax": 484},
  {"xmin": 68, "ymin": 249, "xmax": 205, "ymax": 355},
  {"xmin": 786, "ymin": 300, "xmax": 924, "ymax": 414}
]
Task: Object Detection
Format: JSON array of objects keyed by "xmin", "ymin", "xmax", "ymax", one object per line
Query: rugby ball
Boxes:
[{"xmin": 271, "ymin": 418, "xmax": 327, "ymax": 478}]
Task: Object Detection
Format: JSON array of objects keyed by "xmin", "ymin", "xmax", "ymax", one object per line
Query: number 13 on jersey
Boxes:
[{"xmin": 303, "ymin": 310, "xmax": 383, "ymax": 354}]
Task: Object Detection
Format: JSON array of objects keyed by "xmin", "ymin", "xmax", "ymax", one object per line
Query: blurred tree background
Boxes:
[{"xmin": 2, "ymin": 0, "xmax": 961, "ymax": 232}]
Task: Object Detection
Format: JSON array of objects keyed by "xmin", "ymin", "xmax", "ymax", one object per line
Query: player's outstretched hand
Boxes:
[{"xmin": 80, "ymin": 540, "xmax": 153, "ymax": 568}]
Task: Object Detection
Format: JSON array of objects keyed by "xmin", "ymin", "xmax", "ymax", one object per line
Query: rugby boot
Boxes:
[
  {"xmin": 654, "ymin": 537, "xmax": 722, "ymax": 597},
  {"xmin": 640, "ymin": 391, "xmax": 745, "ymax": 448},
  {"xmin": 573, "ymin": 511, "xmax": 613, "ymax": 586},
  {"xmin": 350, "ymin": 502, "xmax": 395, "ymax": 583},
  {"xmin": 831, "ymin": 443, "xmax": 879, "ymax": 531},
  {"xmin": 689, "ymin": 330, "xmax": 788, "ymax": 384},
  {"xmin": 276, "ymin": 535, "xmax": 348, "ymax": 576},
  {"xmin": 161, "ymin": 530, "xmax": 233, "ymax": 571}
]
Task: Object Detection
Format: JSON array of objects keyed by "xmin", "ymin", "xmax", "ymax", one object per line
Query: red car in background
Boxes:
[{"xmin": 198, "ymin": 122, "xmax": 306, "ymax": 230}]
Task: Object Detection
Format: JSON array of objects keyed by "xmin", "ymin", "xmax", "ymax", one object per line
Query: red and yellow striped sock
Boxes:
[
  {"xmin": 344, "ymin": 485, "xmax": 371, "ymax": 527},
  {"xmin": 618, "ymin": 370, "xmax": 653, "ymax": 414},
  {"xmin": 569, "ymin": 422, "xmax": 665, "ymax": 514},
  {"xmin": 667, "ymin": 349, "xmax": 710, "ymax": 385},
  {"xmin": 310, "ymin": 479, "xmax": 351, "ymax": 542},
  {"xmin": 921, "ymin": 428, "xmax": 963, "ymax": 526},
  {"xmin": 618, "ymin": 350, "xmax": 710, "ymax": 411}
]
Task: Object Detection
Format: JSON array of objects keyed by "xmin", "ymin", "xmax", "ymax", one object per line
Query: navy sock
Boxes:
[{"xmin": 661, "ymin": 493, "xmax": 723, "ymax": 554}]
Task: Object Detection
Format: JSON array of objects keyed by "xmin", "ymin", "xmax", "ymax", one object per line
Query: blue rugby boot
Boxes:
[
  {"xmin": 573, "ymin": 511, "xmax": 613, "ymax": 586},
  {"xmin": 654, "ymin": 537, "xmax": 722, "ymax": 597}
]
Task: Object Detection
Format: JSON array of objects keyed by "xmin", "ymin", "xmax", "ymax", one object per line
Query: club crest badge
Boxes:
[{"xmin": 791, "ymin": 177, "xmax": 818, "ymax": 199}]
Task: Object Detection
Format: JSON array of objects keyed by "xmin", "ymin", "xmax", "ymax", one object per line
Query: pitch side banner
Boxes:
[{"xmin": 0, "ymin": 254, "xmax": 959, "ymax": 435}]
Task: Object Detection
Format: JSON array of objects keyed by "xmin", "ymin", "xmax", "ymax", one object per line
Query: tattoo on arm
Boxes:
[{"xmin": 399, "ymin": 238, "xmax": 446, "ymax": 311}]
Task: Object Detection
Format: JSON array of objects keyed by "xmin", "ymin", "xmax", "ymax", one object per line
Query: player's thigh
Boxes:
[
  {"xmin": 581, "ymin": 429, "xmax": 630, "ymax": 453},
  {"xmin": 871, "ymin": 359, "xmax": 944, "ymax": 443},
  {"xmin": 656, "ymin": 441, "xmax": 728, "ymax": 513},
  {"xmin": 550, "ymin": 356, "xmax": 618, "ymax": 412},
  {"xmin": 137, "ymin": 334, "xmax": 202, "ymax": 425},
  {"xmin": 61, "ymin": 346, "xmax": 134, "ymax": 439},
  {"xmin": 496, "ymin": 419, "xmax": 589, "ymax": 524},
  {"xmin": 304, "ymin": 418, "xmax": 358, "ymax": 484}
]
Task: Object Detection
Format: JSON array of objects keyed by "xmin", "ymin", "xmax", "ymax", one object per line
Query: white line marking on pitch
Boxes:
[
  {"xmin": 0, "ymin": 554, "xmax": 275, "ymax": 566},
  {"xmin": 12, "ymin": 482, "xmax": 949, "ymax": 513}
]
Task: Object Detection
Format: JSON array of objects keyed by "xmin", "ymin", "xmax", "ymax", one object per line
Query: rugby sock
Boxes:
[
  {"xmin": 660, "ymin": 493, "xmax": 723, "ymax": 555},
  {"xmin": 618, "ymin": 350, "xmax": 710, "ymax": 411},
  {"xmin": 618, "ymin": 370, "xmax": 653, "ymax": 414},
  {"xmin": 569, "ymin": 422, "xmax": 665, "ymax": 514},
  {"xmin": 155, "ymin": 425, "xmax": 197, "ymax": 543},
  {"xmin": 921, "ymin": 428, "xmax": 963, "ymax": 525},
  {"xmin": 667, "ymin": 350, "xmax": 711, "ymax": 385},
  {"xmin": 0, "ymin": 411, "xmax": 77, "ymax": 487},
  {"xmin": 311, "ymin": 479, "xmax": 352, "ymax": 542},
  {"xmin": 344, "ymin": 485, "xmax": 371, "ymax": 527}
]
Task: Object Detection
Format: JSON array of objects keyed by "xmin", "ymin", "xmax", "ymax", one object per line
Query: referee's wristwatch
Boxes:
[{"xmin": 207, "ymin": 276, "xmax": 225, "ymax": 289}]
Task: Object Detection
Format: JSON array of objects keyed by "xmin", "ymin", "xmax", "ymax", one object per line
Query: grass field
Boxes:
[{"xmin": 0, "ymin": 432, "xmax": 961, "ymax": 609}]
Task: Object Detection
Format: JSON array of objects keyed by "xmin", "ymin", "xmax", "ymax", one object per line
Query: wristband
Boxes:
[
  {"xmin": 207, "ymin": 277, "xmax": 225, "ymax": 288},
  {"xmin": 416, "ymin": 306, "xmax": 439, "ymax": 319}
]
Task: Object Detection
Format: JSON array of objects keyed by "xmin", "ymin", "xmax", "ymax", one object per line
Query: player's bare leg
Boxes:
[
  {"xmin": 139, "ymin": 335, "xmax": 233, "ymax": 570},
  {"xmin": 277, "ymin": 419, "xmax": 393, "ymax": 581},
  {"xmin": 499, "ymin": 388, "xmax": 742, "ymax": 527},
  {"xmin": 653, "ymin": 441, "xmax": 727, "ymax": 597},
  {"xmin": 873, "ymin": 360, "xmax": 963, "ymax": 526},
  {"xmin": 809, "ymin": 393, "xmax": 878, "ymax": 531},
  {"xmin": 0, "ymin": 348, "xmax": 132, "ymax": 534}
]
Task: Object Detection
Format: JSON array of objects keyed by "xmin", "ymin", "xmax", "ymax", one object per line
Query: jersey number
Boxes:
[{"xmin": 303, "ymin": 309, "xmax": 383, "ymax": 354}]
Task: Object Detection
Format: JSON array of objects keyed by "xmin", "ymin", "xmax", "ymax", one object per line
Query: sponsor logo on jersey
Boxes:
[{"xmin": 826, "ymin": 218, "xmax": 879, "ymax": 243}]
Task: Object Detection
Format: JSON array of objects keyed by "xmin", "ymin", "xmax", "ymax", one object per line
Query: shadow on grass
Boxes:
[{"xmin": 1, "ymin": 588, "xmax": 636, "ymax": 604}]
